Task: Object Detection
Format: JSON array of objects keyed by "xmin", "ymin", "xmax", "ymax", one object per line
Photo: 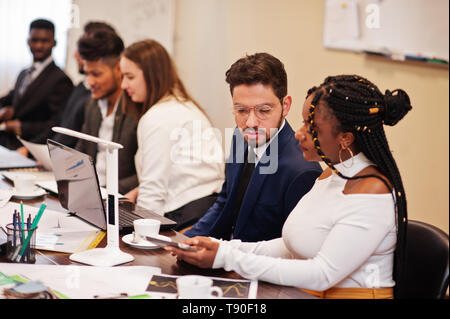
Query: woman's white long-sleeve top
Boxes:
[
  {"xmin": 213, "ymin": 153, "xmax": 396, "ymax": 291},
  {"xmin": 135, "ymin": 96, "xmax": 224, "ymax": 214}
]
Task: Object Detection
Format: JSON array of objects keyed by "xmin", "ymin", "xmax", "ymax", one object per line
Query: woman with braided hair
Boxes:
[{"xmin": 167, "ymin": 74, "xmax": 412, "ymax": 299}]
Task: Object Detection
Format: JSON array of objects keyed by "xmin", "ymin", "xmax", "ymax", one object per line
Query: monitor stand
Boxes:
[
  {"xmin": 69, "ymin": 247, "xmax": 133, "ymax": 267},
  {"xmin": 53, "ymin": 127, "xmax": 134, "ymax": 267}
]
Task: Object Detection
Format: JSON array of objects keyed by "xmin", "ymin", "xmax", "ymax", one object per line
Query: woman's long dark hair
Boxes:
[{"xmin": 306, "ymin": 75, "xmax": 412, "ymax": 298}]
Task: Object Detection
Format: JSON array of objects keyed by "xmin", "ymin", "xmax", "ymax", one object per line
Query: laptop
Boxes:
[
  {"xmin": 18, "ymin": 137, "xmax": 53, "ymax": 171},
  {"xmin": 0, "ymin": 145, "xmax": 38, "ymax": 169},
  {"xmin": 46, "ymin": 139, "xmax": 176, "ymax": 233}
]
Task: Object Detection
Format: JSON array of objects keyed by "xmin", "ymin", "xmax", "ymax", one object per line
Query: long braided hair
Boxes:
[{"xmin": 306, "ymin": 75, "xmax": 412, "ymax": 298}]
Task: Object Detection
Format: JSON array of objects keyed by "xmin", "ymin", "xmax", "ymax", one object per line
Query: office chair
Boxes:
[{"xmin": 399, "ymin": 220, "xmax": 449, "ymax": 299}]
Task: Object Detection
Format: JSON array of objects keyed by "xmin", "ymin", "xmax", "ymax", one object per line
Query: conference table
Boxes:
[{"xmin": 0, "ymin": 175, "xmax": 315, "ymax": 300}]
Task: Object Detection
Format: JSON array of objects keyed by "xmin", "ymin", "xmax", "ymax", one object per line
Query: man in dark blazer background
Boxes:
[
  {"xmin": 185, "ymin": 53, "xmax": 322, "ymax": 242},
  {"xmin": 0, "ymin": 19, "xmax": 73, "ymax": 151},
  {"xmin": 52, "ymin": 21, "xmax": 118, "ymax": 149},
  {"xmin": 75, "ymin": 30, "xmax": 138, "ymax": 195}
]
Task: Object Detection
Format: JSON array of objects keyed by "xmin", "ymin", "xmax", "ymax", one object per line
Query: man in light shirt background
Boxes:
[
  {"xmin": 75, "ymin": 30, "xmax": 138, "ymax": 195},
  {"xmin": 51, "ymin": 22, "xmax": 117, "ymax": 149}
]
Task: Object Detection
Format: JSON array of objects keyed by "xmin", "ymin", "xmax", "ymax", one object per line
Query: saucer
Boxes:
[
  {"xmin": 122, "ymin": 234, "xmax": 172, "ymax": 250},
  {"xmin": 11, "ymin": 187, "xmax": 47, "ymax": 200}
]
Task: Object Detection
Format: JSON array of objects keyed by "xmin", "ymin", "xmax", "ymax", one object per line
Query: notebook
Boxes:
[
  {"xmin": 46, "ymin": 139, "xmax": 176, "ymax": 232},
  {"xmin": 0, "ymin": 145, "xmax": 37, "ymax": 170}
]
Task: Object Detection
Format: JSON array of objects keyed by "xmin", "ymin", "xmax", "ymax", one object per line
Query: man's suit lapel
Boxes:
[
  {"xmin": 12, "ymin": 70, "xmax": 27, "ymax": 113},
  {"xmin": 233, "ymin": 163, "xmax": 269, "ymax": 237},
  {"xmin": 13, "ymin": 62, "xmax": 56, "ymax": 117},
  {"xmin": 233, "ymin": 122, "xmax": 295, "ymax": 237},
  {"xmin": 86, "ymin": 99, "xmax": 101, "ymax": 138},
  {"xmin": 228, "ymin": 128, "xmax": 247, "ymax": 193},
  {"xmin": 111, "ymin": 96, "xmax": 124, "ymax": 143}
]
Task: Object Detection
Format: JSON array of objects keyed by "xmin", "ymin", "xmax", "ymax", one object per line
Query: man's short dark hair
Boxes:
[
  {"xmin": 29, "ymin": 18, "xmax": 55, "ymax": 33},
  {"xmin": 77, "ymin": 30, "xmax": 124, "ymax": 62},
  {"xmin": 83, "ymin": 21, "xmax": 116, "ymax": 36},
  {"xmin": 225, "ymin": 53, "xmax": 288, "ymax": 102}
]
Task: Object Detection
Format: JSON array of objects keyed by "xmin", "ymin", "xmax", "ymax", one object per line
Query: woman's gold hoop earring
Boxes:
[{"xmin": 338, "ymin": 146, "xmax": 354, "ymax": 168}]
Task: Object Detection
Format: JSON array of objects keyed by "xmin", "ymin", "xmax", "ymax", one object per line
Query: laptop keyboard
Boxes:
[
  {"xmin": 118, "ymin": 209, "xmax": 141, "ymax": 227},
  {"xmin": 102, "ymin": 200, "xmax": 176, "ymax": 230}
]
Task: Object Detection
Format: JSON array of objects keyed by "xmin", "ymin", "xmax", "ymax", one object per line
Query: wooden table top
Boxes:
[{"xmin": 0, "ymin": 175, "xmax": 314, "ymax": 299}]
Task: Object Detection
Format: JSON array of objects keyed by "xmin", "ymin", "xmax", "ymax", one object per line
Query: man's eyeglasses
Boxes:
[{"xmin": 233, "ymin": 105, "xmax": 274, "ymax": 120}]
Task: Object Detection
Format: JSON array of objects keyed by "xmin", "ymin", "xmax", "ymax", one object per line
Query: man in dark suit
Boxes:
[
  {"xmin": 75, "ymin": 30, "xmax": 138, "ymax": 195},
  {"xmin": 0, "ymin": 19, "xmax": 73, "ymax": 151},
  {"xmin": 185, "ymin": 53, "xmax": 322, "ymax": 242}
]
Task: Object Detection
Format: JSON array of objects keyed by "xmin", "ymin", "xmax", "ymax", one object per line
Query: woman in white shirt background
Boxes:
[
  {"xmin": 120, "ymin": 39, "xmax": 224, "ymax": 230},
  {"xmin": 167, "ymin": 74, "xmax": 412, "ymax": 299}
]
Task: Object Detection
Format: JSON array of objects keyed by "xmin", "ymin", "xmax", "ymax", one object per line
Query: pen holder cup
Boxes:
[{"xmin": 5, "ymin": 223, "xmax": 37, "ymax": 264}]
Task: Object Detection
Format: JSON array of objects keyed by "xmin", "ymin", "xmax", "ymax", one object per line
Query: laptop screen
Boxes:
[{"xmin": 47, "ymin": 139, "xmax": 107, "ymax": 230}]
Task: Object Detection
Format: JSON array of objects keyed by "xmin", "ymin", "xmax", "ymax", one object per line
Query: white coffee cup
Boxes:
[
  {"xmin": 13, "ymin": 175, "xmax": 36, "ymax": 193},
  {"xmin": 133, "ymin": 218, "xmax": 161, "ymax": 241},
  {"xmin": 176, "ymin": 275, "xmax": 223, "ymax": 299}
]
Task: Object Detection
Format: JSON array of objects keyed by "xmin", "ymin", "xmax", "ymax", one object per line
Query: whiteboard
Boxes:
[
  {"xmin": 66, "ymin": 0, "xmax": 174, "ymax": 81},
  {"xmin": 323, "ymin": 0, "xmax": 449, "ymax": 60},
  {"xmin": 71, "ymin": 0, "xmax": 174, "ymax": 50}
]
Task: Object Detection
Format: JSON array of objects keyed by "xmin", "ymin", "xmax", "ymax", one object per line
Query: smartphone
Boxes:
[{"xmin": 145, "ymin": 236, "xmax": 196, "ymax": 251}]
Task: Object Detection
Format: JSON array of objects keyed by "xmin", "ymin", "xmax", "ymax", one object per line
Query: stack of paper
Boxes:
[
  {"xmin": 0, "ymin": 189, "xmax": 14, "ymax": 208},
  {"xmin": 0, "ymin": 264, "xmax": 161, "ymax": 299},
  {"xmin": 1, "ymin": 171, "xmax": 124, "ymax": 199},
  {"xmin": 0, "ymin": 202, "xmax": 104, "ymax": 253},
  {"xmin": 0, "ymin": 146, "xmax": 37, "ymax": 170}
]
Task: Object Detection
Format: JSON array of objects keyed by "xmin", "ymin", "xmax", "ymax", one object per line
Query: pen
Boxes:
[
  {"xmin": 363, "ymin": 50, "xmax": 389, "ymax": 57},
  {"xmin": 15, "ymin": 202, "xmax": 47, "ymax": 262},
  {"xmin": 93, "ymin": 293, "xmax": 129, "ymax": 299},
  {"xmin": 426, "ymin": 58, "xmax": 448, "ymax": 64},
  {"xmin": 26, "ymin": 214, "xmax": 32, "ymax": 261},
  {"xmin": 405, "ymin": 54, "xmax": 427, "ymax": 62},
  {"xmin": 17, "ymin": 212, "xmax": 23, "ymax": 246},
  {"xmin": 20, "ymin": 201, "xmax": 24, "ymax": 243},
  {"xmin": 12, "ymin": 210, "xmax": 17, "ymax": 249}
]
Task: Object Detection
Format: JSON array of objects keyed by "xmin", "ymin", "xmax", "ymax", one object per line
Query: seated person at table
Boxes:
[
  {"xmin": 75, "ymin": 30, "xmax": 138, "ymax": 194},
  {"xmin": 120, "ymin": 39, "xmax": 224, "ymax": 230},
  {"xmin": 52, "ymin": 21, "xmax": 117, "ymax": 148},
  {"xmin": 168, "ymin": 75, "xmax": 412, "ymax": 299},
  {"xmin": 0, "ymin": 19, "xmax": 73, "ymax": 152},
  {"xmin": 184, "ymin": 53, "xmax": 322, "ymax": 241}
]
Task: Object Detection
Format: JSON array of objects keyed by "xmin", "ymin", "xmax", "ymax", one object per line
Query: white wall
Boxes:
[
  {"xmin": 66, "ymin": 0, "xmax": 174, "ymax": 84},
  {"xmin": 173, "ymin": 0, "xmax": 449, "ymax": 233},
  {"xmin": 173, "ymin": 0, "xmax": 233, "ymax": 151},
  {"xmin": 63, "ymin": 0, "xmax": 448, "ymax": 234}
]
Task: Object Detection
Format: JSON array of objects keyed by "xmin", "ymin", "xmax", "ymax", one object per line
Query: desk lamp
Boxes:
[{"xmin": 51, "ymin": 127, "xmax": 134, "ymax": 266}]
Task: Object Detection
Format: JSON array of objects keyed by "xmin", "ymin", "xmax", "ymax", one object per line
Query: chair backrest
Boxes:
[{"xmin": 399, "ymin": 220, "xmax": 449, "ymax": 299}]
